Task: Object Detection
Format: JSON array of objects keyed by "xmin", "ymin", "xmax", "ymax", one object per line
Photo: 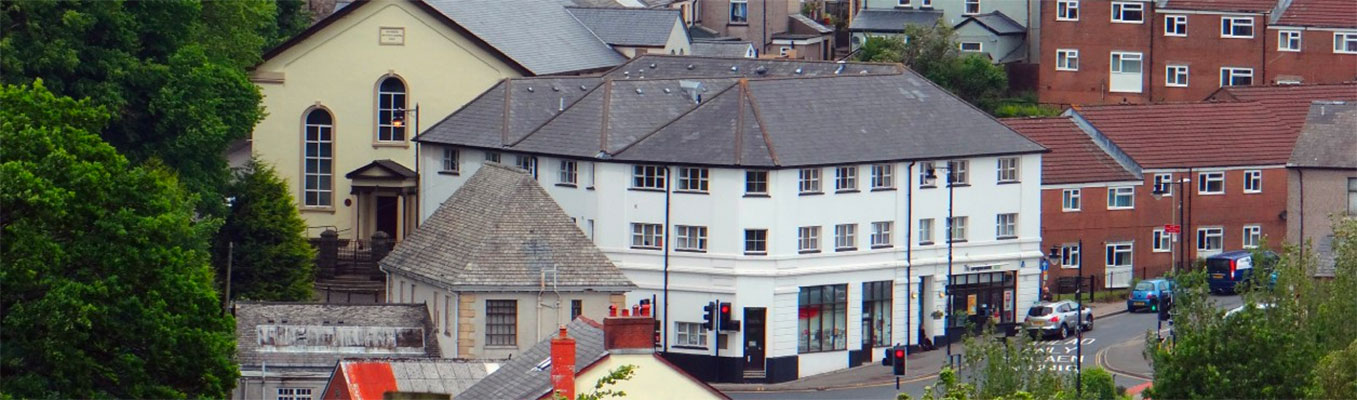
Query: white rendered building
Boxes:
[{"xmin": 413, "ymin": 56, "xmax": 1046, "ymax": 382}]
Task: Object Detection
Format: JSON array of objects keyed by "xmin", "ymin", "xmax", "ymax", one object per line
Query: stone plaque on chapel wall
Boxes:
[{"xmin": 379, "ymin": 27, "xmax": 405, "ymax": 46}]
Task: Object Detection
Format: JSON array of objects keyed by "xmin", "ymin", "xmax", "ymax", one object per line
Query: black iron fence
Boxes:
[{"xmin": 310, "ymin": 230, "xmax": 393, "ymax": 280}]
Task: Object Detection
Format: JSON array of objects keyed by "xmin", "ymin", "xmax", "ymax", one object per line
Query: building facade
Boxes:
[
  {"xmin": 1287, "ymin": 101, "xmax": 1357, "ymax": 277},
  {"xmin": 1038, "ymin": 0, "xmax": 1357, "ymax": 106},
  {"xmin": 413, "ymin": 57, "xmax": 1047, "ymax": 382},
  {"xmin": 852, "ymin": 0, "xmax": 1041, "ymax": 64},
  {"xmin": 691, "ymin": 0, "xmax": 836, "ymax": 59}
]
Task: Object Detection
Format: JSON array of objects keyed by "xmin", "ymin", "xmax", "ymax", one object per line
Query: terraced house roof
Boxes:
[
  {"xmin": 1001, "ymin": 117, "xmax": 1141, "ymax": 185},
  {"xmin": 1070, "ymin": 102, "xmax": 1294, "ymax": 169},
  {"xmin": 1275, "ymin": 0, "xmax": 1357, "ymax": 27}
]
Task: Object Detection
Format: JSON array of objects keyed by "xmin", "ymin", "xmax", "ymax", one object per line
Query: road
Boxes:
[{"xmin": 728, "ymin": 294, "xmax": 1242, "ymax": 400}]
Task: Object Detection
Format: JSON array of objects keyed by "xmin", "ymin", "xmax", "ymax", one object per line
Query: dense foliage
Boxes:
[
  {"xmin": 1146, "ymin": 218, "xmax": 1357, "ymax": 399},
  {"xmin": 0, "ymin": 81, "xmax": 238, "ymax": 398},
  {"xmin": 215, "ymin": 159, "xmax": 316, "ymax": 302}
]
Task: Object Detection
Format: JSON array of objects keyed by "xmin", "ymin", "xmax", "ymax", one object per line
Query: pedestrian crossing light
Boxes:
[
  {"xmin": 892, "ymin": 347, "xmax": 907, "ymax": 376},
  {"xmin": 702, "ymin": 302, "xmax": 716, "ymax": 330}
]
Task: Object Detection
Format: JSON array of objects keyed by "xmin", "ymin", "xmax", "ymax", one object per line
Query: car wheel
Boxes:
[
  {"xmin": 1059, "ymin": 324, "xmax": 1069, "ymax": 339},
  {"xmin": 1085, "ymin": 315, "xmax": 1094, "ymax": 331}
]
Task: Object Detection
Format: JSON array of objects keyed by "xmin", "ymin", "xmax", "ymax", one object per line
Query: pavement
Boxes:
[{"xmin": 714, "ymin": 300, "xmax": 1132, "ymax": 394}]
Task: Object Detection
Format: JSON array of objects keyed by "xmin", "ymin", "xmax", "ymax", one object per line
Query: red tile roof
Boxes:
[
  {"xmin": 1001, "ymin": 117, "xmax": 1141, "ymax": 185},
  {"xmin": 1071, "ymin": 102, "xmax": 1294, "ymax": 169},
  {"xmin": 342, "ymin": 361, "xmax": 397, "ymax": 400},
  {"xmin": 1275, "ymin": 0, "xmax": 1357, "ymax": 27},
  {"xmin": 1162, "ymin": 0, "xmax": 1279, "ymax": 13},
  {"xmin": 1209, "ymin": 82, "xmax": 1357, "ymax": 132}
]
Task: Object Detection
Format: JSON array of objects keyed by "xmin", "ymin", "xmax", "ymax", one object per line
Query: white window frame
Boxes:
[
  {"xmin": 1243, "ymin": 225, "xmax": 1262, "ymax": 248},
  {"xmin": 302, "ymin": 109, "xmax": 334, "ymax": 208},
  {"xmin": 959, "ymin": 42, "xmax": 983, "ymax": 52},
  {"xmin": 1056, "ymin": 49, "xmax": 1080, "ymax": 71},
  {"xmin": 677, "ymin": 167, "xmax": 709, "ymax": 192},
  {"xmin": 730, "ymin": 0, "xmax": 748, "ymax": 23},
  {"xmin": 558, "ymin": 159, "xmax": 577, "ymax": 185},
  {"xmin": 278, "ymin": 387, "xmax": 313, "ymax": 400},
  {"xmin": 871, "ymin": 164, "xmax": 895, "ymax": 189},
  {"xmin": 441, "ymin": 148, "xmax": 460, "ymax": 173},
  {"xmin": 1152, "ymin": 228, "xmax": 1171, "ymax": 252},
  {"xmin": 834, "ymin": 224, "xmax": 858, "ymax": 251},
  {"xmin": 835, "ymin": 166, "xmax": 858, "ymax": 192},
  {"xmin": 632, "ymin": 165, "xmax": 667, "ymax": 189},
  {"xmin": 675, "ymin": 225, "xmax": 708, "ymax": 252},
  {"xmin": 1165, "ymin": 15, "xmax": 1187, "ymax": 37},
  {"xmin": 947, "ymin": 160, "xmax": 969, "ymax": 185},
  {"xmin": 1221, "ymin": 17, "xmax": 1254, "ymax": 39},
  {"xmin": 1111, "ymin": 51, "xmax": 1143, "ymax": 74},
  {"xmin": 918, "ymin": 218, "xmax": 935, "ymax": 245},
  {"xmin": 631, "ymin": 223, "xmax": 663, "ymax": 249},
  {"xmin": 1060, "ymin": 243, "xmax": 1081, "ymax": 269},
  {"xmin": 871, "ymin": 221, "xmax": 893, "ymax": 248},
  {"xmin": 947, "ymin": 216, "xmax": 968, "ymax": 242},
  {"xmin": 1153, "ymin": 173, "xmax": 1174, "ymax": 195},
  {"xmin": 1057, "ymin": 0, "xmax": 1079, "ymax": 21},
  {"xmin": 1243, "ymin": 170, "xmax": 1262, "ymax": 193},
  {"xmin": 798, "ymin": 226, "xmax": 822, "ymax": 253},
  {"xmin": 996, "ymin": 213, "xmax": 1017, "ymax": 239},
  {"xmin": 1166, "ymin": 64, "xmax": 1189, "ymax": 87},
  {"xmin": 1335, "ymin": 32, "xmax": 1357, "ymax": 54},
  {"xmin": 1108, "ymin": 186, "xmax": 1135, "ymax": 209},
  {"xmin": 1063, "ymin": 188, "xmax": 1082, "ymax": 211},
  {"xmin": 1106, "ymin": 242, "xmax": 1133, "ymax": 268},
  {"xmin": 996, "ymin": 157, "xmax": 1019, "ymax": 182},
  {"xmin": 514, "ymin": 155, "xmax": 538, "ymax": 177},
  {"xmin": 1109, "ymin": 51, "xmax": 1144, "ymax": 93},
  {"xmin": 1196, "ymin": 227, "xmax": 1223, "ymax": 253},
  {"xmin": 897, "ymin": 0, "xmax": 911, "ymax": 6},
  {"xmin": 744, "ymin": 229, "xmax": 768, "ymax": 255},
  {"xmin": 1278, "ymin": 30, "xmax": 1302, "ymax": 52},
  {"xmin": 675, "ymin": 322, "xmax": 708, "ymax": 347},
  {"xmin": 921, "ymin": 0, "xmax": 933, "ymax": 7},
  {"xmin": 799, "ymin": 168, "xmax": 822, "ymax": 193},
  {"xmin": 919, "ymin": 161, "xmax": 937, "ymax": 187},
  {"xmin": 1198, "ymin": 171, "xmax": 1225, "ymax": 194},
  {"xmin": 1220, "ymin": 67, "xmax": 1254, "ymax": 87},
  {"xmin": 746, "ymin": 170, "xmax": 769, "ymax": 195},
  {"xmin": 1111, "ymin": 2, "xmax": 1144, "ymax": 24},
  {"xmin": 484, "ymin": 151, "xmax": 501, "ymax": 163},
  {"xmin": 964, "ymin": 0, "xmax": 980, "ymax": 15}
]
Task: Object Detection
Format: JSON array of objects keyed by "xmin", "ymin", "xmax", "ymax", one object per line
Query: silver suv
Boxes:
[{"xmin": 1023, "ymin": 300, "xmax": 1093, "ymax": 339}]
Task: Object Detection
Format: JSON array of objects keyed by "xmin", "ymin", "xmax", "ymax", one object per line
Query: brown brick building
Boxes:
[{"xmin": 1038, "ymin": 0, "xmax": 1357, "ymax": 106}]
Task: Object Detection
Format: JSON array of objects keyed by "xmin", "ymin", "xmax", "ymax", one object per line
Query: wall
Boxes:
[
  {"xmin": 249, "ymin": 0, "xmax": 520, "ymax": 240},
  {"xmin": 1286, "ymin": 168, "xmax": 1357, "ymax": 264},
  {"xmin": 1150, "ymin": 10, "xmax": 1267, "ymax": 102},
  {"xmin": 419, "ymin": 148, "xmax": 1045, "ymax": 379},
  {"xmin": 863, "ymin": 0, "xmax": 1032, "ymax": 28},
  {"xmin": 954, "ymin": 23, "xmax": 1023, "ymax": 63},
  {"xmin": 1265, "ymin": 27, "xmax": 1357, "ymax": 84},
  {"xmin": 576, "ymin": 354, "xmax": 726, "ymax": 400},
  {"xmin": 235, "ymin": 372, "xmax": 328, "ymax": 400},
  {"xmin": 1038, "ymin": 0, "xmax": 1153, "ymax": 106},
  {"xmin": 698, "ymin": 0, "xmax": 799, "ymax": 55}
]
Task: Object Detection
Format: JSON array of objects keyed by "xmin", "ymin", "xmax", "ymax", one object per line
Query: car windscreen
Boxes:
[
  {"xmin": 1205, "ymin": 258, "xmax": 1233, "ymax": 274},
  {"xmin": 1027, "ymin": 306, "xmax": 1051, "ymax": 317},
  {"xmin": 1134, "ymin": 281, "xmax": 1155, "ymax": 291}
]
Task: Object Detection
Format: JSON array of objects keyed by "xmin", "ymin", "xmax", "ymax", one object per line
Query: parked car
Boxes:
[
  {"xmin": 1127, "ymin": 278, "xmax": 1173, "ymax": 313},
  {"xmin": 1023, "ymin": 300, "xmax": 1092, "ymax": 339},
  {"xmin": 1206, "ymin": 250, "xmax": 1279, "ymax": 294},
  {"xmin": 1224, "ymin": 302, "xmax": 1275, "ymax": 318}
]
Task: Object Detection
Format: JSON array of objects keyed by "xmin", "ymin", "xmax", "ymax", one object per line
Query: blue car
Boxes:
[
  {"xmin": 1206, "ymin": 250, "xmax": 1279, "ymax": 294},
  {"xmin": 1127, "ymin": 278, "xmax": 1173, "ymax": 313}
]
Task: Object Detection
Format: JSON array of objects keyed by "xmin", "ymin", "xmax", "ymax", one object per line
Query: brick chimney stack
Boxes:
[
  {"xmin": 604, "ymin": 303, "xmax": 655, "ymax": 351},
  {"xmin": 550, "ymin": 326, "xmax": 576, "ymax": 400}
]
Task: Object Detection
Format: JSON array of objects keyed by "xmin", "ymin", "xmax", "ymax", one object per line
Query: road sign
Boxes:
[
  {"xmin": 1165, "ymin": 224, "xmax": 1181, "ymax": 234},
  {"xmin": 1040, "ymin": 259, "xmax": 1050, "ymax": 271}
]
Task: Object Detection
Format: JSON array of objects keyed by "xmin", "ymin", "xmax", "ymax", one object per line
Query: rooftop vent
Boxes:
[
  {"xmin": 679, "ymin": 80, "xmax": 704, "ymax": 104},
  {"xmin": 730, "ymin": 65, "xmax": 738, "ymax": 72},
  {"xmin": 795, "ymin": 67, "xmax": 803, "ymax": 75},
  {"xmin": 527, "ymin": 86, "xmax": 535, "ymax": 92},
  {"xmin": 755, "ymin": 65, "xmax": 768, "ymax": 75},
  {"xmin": 686, "ymin": 64, "xmax": 695, "ymax": 70},
  {"xmin": 649, "ymin": 63, "xmax": 657, "ymax": 69}
]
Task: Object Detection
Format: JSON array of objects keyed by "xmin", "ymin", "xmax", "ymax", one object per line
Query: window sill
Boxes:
[
  {"xmin": 484, "ymin": 345, "xmax": 518, "ymax": 349},
  {"xmin": 871, "ymin": 244, "xmax": 894, "ymax": 249},
  {"xmin": 675, "ymin": 249, "xmax": 707, "ymax": 253},
  {"xmin": 728, "ymin": 22, "xmax": 749, "ymax": 26},
  {"xmin": 947, "ymin": 239, "xmax": 969, "ymax": 244},
  {"xmin": 835, "ymin": 189, "xmax": 860, "ymax": 194},
  {"xmin": 744, "ymin": 251, "xmax": 768, "ymax": 256},
  {"xmin": 1111, "ymin": 20, "xmax": 1145, "ymax": 24},
  {"xmin": 586, "ymin": 186, "xmax": 596, "ymax": 191},
  {"xmin": 1198, "ymin": 192, "xmax": 1224, "ymax": 196},
  {"xmin": 918, "ymin": 241, "xmax": 935, "ymax": 246},
  {"xmin": 300, "ymin": 206, "xmax": 337, "ymax": 214},
  {"xmin": 556, "ymin": 183, "xmax": 578, "ymax": 188},
  {"xmin": 835, "ymin": 247, "xmax": 857, "ymax": 252},
  {"xmin": 798, "ymin": 250, "xmax": 821, "ymax": 254},
  {"xmin": 1055, "ymin": 18, "xmax": 1079, "ymax": 22},
  {"xmin": 1055, "ymin": 68, "xmax": 1079, "ymax": 72},
  {"xmin": 1152, "ymin": 249, "xmax": 1171, "ymax": 253},
  {"xmin": 675, "ymin": 190, "xmax": 710, "ymax": 195},
  {"xmin": 630, "ymin": 246, "xmax": 662, "ymax": 251},
  {"xmin": 996, "ymin": 236, "xmax": 1018, "ymax": 240},
  {"xmin": 628, "ymin": 187, "xmax": 666, "ymax": 193},
  {"xmin": 947, "ymin": 183, "xmax": 972, "ymax": 188},
  {"xmin": 798, "ymin": 348, "xmax": 847, "ymax": 355},
  {"xmin": 997, "ymin": 180, "xmax": 1021, "ymax": 185},
  {"xmin": 799, "ymin": 191, "xmax": 824, "ymax": 196},
  {"xmin": 1221, "ymin": 35, "xmax": 1254, "ymax": 40},
  {"xmin": 1062, "ymin": 208, "xmax": 1081, "ymax": 212},
  {"xmin": 1107, "ymin": 207, "xmax": 1135, "ymax": 211},
  {"xmin": 437, "ymin": 170, "xmax": 461, "ymax": 176},
  {"xmin": 1243, "ymin": 190, "xmax": 1262, "ymax": 194},
  {"xmin": 919, "ymin": 185, "xmax": 938, "ymax": 189},
  {"xmin": 372, "ymin": 141, "xmax": 410, "ymax": 148},
  {"xmin": 673, "ymin": 345, "xmax": 708, "ymax": 350},
  {"xmin": 871, "ymin": 187, "xmax": 896, "ymax": 192},
  {"xmin": 744, "ymin": 193, "xmax": 770, "ymax": 198}
]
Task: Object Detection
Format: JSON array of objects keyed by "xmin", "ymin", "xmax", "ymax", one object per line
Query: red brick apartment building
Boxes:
[
  {"xmin": 1038, "ymin": 0, "xmax": 1357, "ymax": 106},
  {"xmin": 1003, "ymin": 101, "xmax": 1303, "ymax": 289}
]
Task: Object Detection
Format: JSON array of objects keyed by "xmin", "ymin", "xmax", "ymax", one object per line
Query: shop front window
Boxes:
[
  {"xmin": 862, "ymin": 281, "xmax": 892, "ymax": 347},
  {"xmin": 946, "ymin": 271, "xmax": 1016, "ymax": 328},
  {"xmin": 798, "ymin": 284, "xmax": 848, "ymax": 353}
]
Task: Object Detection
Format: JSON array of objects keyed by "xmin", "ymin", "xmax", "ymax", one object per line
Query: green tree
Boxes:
[
  {"xmin": 1310, "ymin": 338, "xmax": 1357, "ymax": 399},
  {"xmin": 0, "ymin": 81, "xmax": 238, "ymax": 398},
  {"xmin": 960, "ymin": 327, "xmax": 1067, "ymax": 400},
  {"xmin": 216, "ymin": 158, "xmax": 316, "ymax": 302},
  {"xmin": 853, "ymin": 23, "xmax": 1009, "ymax": 114},
  {"xmin": 552, "ymin": 364, "xmax": 638, "ymax": 400}
]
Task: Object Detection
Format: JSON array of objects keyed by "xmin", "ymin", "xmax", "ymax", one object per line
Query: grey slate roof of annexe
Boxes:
[
  {"xmin": 379, "ymin": 163, "xmax": 636, "ymax": 292},
  {"xmin": 456, "ymin": 318, "xmax": 607, "ymax": 400},
  {"xmin": 425, "ymin": 0, "xmax": 626, "ymax": 75},
  {"xmin": 566, "ymin": 6, "xmax": 684, "ymax": 47},
  {"xmin": 417, "ymin": 56, "xmax": 1045, "ymax": 168},
  {"xmin": 1288, "ymin": 101, "xmax": 1357, "ymax": 169},
  {"xmin": 849, "ymin": 9, "xmax": 943, "ymax": 32},
  {"xmin": 691, "ymin": 41, "xmax": 755, "ymax": 58},
  {"xmin": 234, "ymin": 302, "xmax": 440, "ymax": 369},
  {"xmin": 956, "ymin": 11, "xmax": 1026, "ymax": 35}
]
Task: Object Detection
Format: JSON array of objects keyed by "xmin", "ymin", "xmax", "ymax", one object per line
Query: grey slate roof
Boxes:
[
  {"xmin": 234, "ymin": 302, "xmax": 440, "ymax": 370},
  {"xmin": 380, "ymin": 163, "xmax": 636, "ymax": 292},
  {"xmin": 1289, "ymin": 101, "xmax": 1357, "ymax": 169},
  {"xmin": 691, "ymin": 40, "xmax": 756, "ymax": 58},
  {"xmin": 956, "ymin": 11, "xmax": 1026, "ymax": 35},
  {"xmin": 425, "ymin": 0, "xmax": 626, "ymax": 75},
  {"xmin": 849, "ymin": 9, "xmax": 943, "ymax": 32},
  {"xmin": 567, "ymin": 6, "xmax": 684, "ymax": 47},
  {"xmin": 418, "ymin": 55, "xmax": 1044, "ymax": 168},
  {"xmin": 790, "ymin": 13, "xmax": 835, "ymax": 34},
  {"xmin": 457, "ymin": 318, "xmax": 607, "ymax": 400}
]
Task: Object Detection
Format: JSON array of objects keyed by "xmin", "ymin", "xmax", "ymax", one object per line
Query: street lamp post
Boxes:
[
  {"xmin": 1048, "ymin": 241, "xmax": 1083, "ymax": 398},
  {"xmin": 926, "ymin": 165, "xmax": 956, "ymax": 366},
  {"xmin": 1151, "ymin": 177, "xmax": 1190, "ymax": 275}
]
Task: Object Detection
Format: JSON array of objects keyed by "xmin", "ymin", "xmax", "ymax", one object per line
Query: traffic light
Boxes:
[
  {"xmin": 718, "ymin": 302, "xmax": 733, "ymax": 331},
  {"xmin": 1157, "ymin": 298, "xmax": 1171, "ymax": 321},
  {"xmin": 702, "ymin": 301, "xmax": 716, "ymax": 330},
  {"xmin": 892, "ymin": 346, "xmax": 907, "ymax": 375}
]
